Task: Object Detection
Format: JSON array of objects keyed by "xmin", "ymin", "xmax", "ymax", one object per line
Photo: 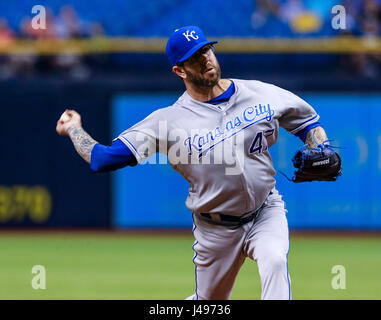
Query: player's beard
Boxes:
[{"xmin": 184, "ymin": 62, "xmax": 221, "ymax": 88}]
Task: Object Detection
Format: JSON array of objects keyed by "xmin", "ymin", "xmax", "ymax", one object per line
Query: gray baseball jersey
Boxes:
[{"xmin": 115, "ymin": 79, "xmax": 318, "ymax": 215}]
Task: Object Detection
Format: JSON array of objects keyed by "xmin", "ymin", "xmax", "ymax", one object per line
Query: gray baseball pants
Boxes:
[{"xmin": 186, "ymin": 189, "xmax": 291, "ymax": 300}]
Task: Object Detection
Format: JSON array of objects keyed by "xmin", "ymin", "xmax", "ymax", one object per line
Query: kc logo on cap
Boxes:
[
  {"xmin": 183, "ymin": 30, "xmax": 199, "ymax": 42},
  {"xmin": 166, "ymin": 26, "xmax": 218, "ymax": 67}
]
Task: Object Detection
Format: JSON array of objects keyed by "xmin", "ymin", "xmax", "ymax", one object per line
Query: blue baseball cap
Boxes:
[{"xmin": 166, "ymin": 26, "xmax": 218, "ymax": 67}]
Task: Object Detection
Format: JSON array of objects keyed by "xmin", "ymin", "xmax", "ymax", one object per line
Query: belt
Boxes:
[
  {"xmin": 198, "ymin": 210, "xmax": 258, "ymax": 228},
  {"xmin": 197, "ymin": 190, "xmax": 273, "ymax": 228}
]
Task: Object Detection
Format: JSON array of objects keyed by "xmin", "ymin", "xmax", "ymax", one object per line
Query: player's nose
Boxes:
[
  {"xmin": 200, "ymin": 55, "xmax": 212, "ymax": 68},
  {"xmin": 202, "ymin": 51, "xmax": 212, "ymax": 63}
]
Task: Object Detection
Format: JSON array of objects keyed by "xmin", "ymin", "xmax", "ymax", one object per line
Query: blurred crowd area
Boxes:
[
  {"xmin": 252, "ymin": 0, "xmax": 381, "ymax": 36},
  {"xmin": 0, "ymin": 0, "xmax": 380, "ymax": 79},
  {"xmin": 0, "ymin": 4, "xmax": 105, "ymax": 79}
]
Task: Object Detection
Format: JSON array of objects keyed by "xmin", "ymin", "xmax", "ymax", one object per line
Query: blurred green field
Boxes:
[{"xmin": 0, "ymin": 231, "xmax": 380, "ymax": 300}]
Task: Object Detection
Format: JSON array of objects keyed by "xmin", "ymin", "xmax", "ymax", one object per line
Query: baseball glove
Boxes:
[{"xmin": 290, "ymin": 144, "xmax": 342, "ymax": 183}]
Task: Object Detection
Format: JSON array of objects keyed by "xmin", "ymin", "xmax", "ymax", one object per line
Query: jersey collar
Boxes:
[{"xmin": 180, "ymin": 79, "xmax": 239, "ymax": 113}]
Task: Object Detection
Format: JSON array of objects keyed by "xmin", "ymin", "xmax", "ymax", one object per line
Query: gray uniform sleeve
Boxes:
[
  {"xmin": 275, "ymin": 86, "xmax": 320, "ymax": 135},
  {"xmin": 113, "ymin": 109, "xmax": 167, "ymax": 163}
]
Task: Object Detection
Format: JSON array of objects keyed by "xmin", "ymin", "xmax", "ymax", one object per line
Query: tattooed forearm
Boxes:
[
  {"xmin": 67, "ymin": 126, "xmax": 98, "ymax": 164},
  {"xmin": 305, "ymin": 126, "xmax": 329, "ymax": 149}
]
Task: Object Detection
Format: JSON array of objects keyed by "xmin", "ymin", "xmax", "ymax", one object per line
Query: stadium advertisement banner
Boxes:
[{"xmin": 112, "ymin": 92, "xmax": 381, "ymax": 230}]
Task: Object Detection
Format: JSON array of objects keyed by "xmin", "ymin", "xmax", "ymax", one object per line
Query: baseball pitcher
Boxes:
[{"xmin": 56, "ymin": 26, "xmax": 341, "ymax": 300}]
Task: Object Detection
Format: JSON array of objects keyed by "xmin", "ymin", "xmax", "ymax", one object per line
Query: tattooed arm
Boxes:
[
  {"xmin": 305, "ymin": 126, "xmax": 329, "ymax": 149},
  {"xmin": 67, "ymin": 126, "xmax": 98, "ymax": 164},
  {"xmin": 56, "ymin": 109, "xmax": 138, "ymax": 172},
  {"xmin": 56, "ymin": 109, "xmax": 98, "ymax": 164}
]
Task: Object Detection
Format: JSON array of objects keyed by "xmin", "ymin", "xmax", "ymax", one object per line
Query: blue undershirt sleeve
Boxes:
[
  {"xmin": 90, "ymin": 139, "xmax": 138, "ymax": 173},
  {"xmin": 294, "ymin": 122, "xmax": 321, "ymax": 143}
]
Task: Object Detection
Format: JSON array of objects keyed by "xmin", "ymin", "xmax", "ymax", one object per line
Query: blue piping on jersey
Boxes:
[
  {"xmin": 192, "ymin": 237, "xmax": 199, "ymax": 300},
  {"xmin": 119, "ymin": 136, "xmax": 140, "ymax": 156},
  {"xmin": 289, "ymin": 115, "xmax": 318, "ymax": 133},
  {"xmin": 294, "ymin": 121, "xmax": 320, "ymax": 142},
  {"xmin": 283, "ymin": 201, "xmax": 292, "ymax": 300},
  {"xmin": 191, "ymin": 219, "xmax": 199, "ymax": 300},
  {"xmin": 286, "ymin": 233, "xmax": 291, "ymax": 300}
]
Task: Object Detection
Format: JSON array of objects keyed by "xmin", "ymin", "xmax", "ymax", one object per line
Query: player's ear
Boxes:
[{"xmin": 172, "ymin": 65, "xmax": 186, "ymax": 80}]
